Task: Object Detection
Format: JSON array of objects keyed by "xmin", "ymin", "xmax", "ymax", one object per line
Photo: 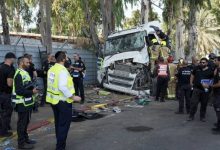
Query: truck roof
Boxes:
[{"xmin": 108, "ymin": 21, "xmax": 161, "ymax": 39}]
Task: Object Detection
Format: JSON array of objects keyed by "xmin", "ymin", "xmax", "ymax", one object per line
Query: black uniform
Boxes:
[
  {"xmin": 25, "ymin": 63, "xmax": 36, "ymax": 80},
  {"xmin": 25, "ymin": 63, "xmax": 38, "ymax": 111},
  {"xmin": 71, "ymin": 59, "xmax": 86, "ymax": 103},
  {"xmin": 213, "ymin": 68, "xmax": 220, "ymax": 128},
  {"xmin": 155, "ymin": 63, "xmax": 170, "ymax": 102},
  {"xmin": 189, "ymin": 66, "xmax": 214, "ymax": 119},
  {"xmin": 175, "ymin": 66, "xmax": 191, "ymax": 113},
  {"xmin": 208, "ymin": 60, "xmax": 216, "ymax": 71},
  {"xmin": 41, "ymin": 60, "xmax": 55, "ymax": 106},
  {"xmin": 0, "ymin": 64, "xmax": 15, "ymax": 135},
  {"xmin": 14, "ymin": 71, "xmax": 34, "ymax": 147}
]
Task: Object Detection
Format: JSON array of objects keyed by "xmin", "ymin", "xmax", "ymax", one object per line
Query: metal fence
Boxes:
[{"xmin": 0, "ymin": 44, "xmax": 97, "ymax": 85}]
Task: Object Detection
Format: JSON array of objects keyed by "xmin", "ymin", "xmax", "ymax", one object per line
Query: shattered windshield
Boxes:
[{"xmin": 105, "ymin": 31, "xmax": 146, "ymax": 56}]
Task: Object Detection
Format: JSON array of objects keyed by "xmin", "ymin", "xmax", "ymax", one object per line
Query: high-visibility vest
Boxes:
[
  {"xmin": 12, "ymin": 69, "xmax": 34, "ymax": 107},
  {"xmin": 168, "ymin": 63, "xmax": 177, "ymax": 80},
  {"xmin": 158, "ymin": 64, "xmax": 168, "ymax": 76},
  {"xmin": 161, "ymin": 41, "xmax": 166, "ymax": 46},
  {"xmin": 152, "ymin": 39, "xmax": 158, "ymax": 44},
  {"xmin": 46, "ymin": 63, "xmax": 75, "ymax": 105}
]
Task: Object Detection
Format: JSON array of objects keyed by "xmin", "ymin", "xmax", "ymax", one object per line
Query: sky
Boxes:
[
  {"xmin": 0, "ymin": 0, "xmax": 163, "ymax": 32},
  {"xmin": 124, "ymin": 0, "xmax": 163, "ymax": 20}
]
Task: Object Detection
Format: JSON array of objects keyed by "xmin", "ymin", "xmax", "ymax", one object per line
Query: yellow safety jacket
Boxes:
[
  {"xmin": 161, "ymin": 41, "xmax": 167, "ymax": 46},
  {"xmin": 12, "ymin": 69, "xmax": 34, "ymax": 107},
  {"xmin": 152, "ymin": 39, "xmax": 158, "ymax": 44},
  {"xmin": 46, "ymin": 63, "xmax": 75, "ymax": 105}
]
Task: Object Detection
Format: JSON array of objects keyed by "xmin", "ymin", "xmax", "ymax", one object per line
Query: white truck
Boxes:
[{"xmin": 97, "ymin": 21, "xmax": 162, "ymax": 96}]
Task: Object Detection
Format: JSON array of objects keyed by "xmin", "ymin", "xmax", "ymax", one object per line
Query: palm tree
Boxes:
[
  {"xmin": 188, "ymin": 0, "xmax": 211, "ymax": 57},
  {"xmin": 196, "ymin": 9, "xmax": 220, "ymax": 56},
  {"xmin": 0, "ymin": 0, "xmax": 10, "ymax": 45}
]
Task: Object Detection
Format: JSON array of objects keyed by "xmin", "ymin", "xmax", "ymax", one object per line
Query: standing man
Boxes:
[
  {"xmin": 71, "ymin": 53, "xmax": 86, "ymax": 104},
  {"xmin": 211, "ymin": 56, "xmax": 220, "ymax": 134},
  {"xmin": 23, "ymin": 54, "xmax": 37, "ymax": 80},
  {"xmin": 12, "ymin": 57, "xmax": 39, "ymax": 149},
  {"xmin": 40, "ymin": 54, "xmax": 55, "ymax": 107},
  {"xmin": 188, "ymin": 58, "xmax": 214, "ymax": 122},
  {"xmin": 46, "ymin": 51, "xmax": 81, "ymax": 150},
  {"xmin": 155, "ymin": 57, "xmax": 170, "ymax": 102},
  {"xmin": 208, "ymin": 53, "xmax": 217, "ymax": 71},
  {"xmin": 175, "ymin": 60, "xmax": 191, "ymax": 114},
  {"xmin": 0, "ymin": 52, "xmax": 16, "ymax": 137},
  {"xmin": 24, "ymin": 54, "xmax": 38, "ymax": 112}
]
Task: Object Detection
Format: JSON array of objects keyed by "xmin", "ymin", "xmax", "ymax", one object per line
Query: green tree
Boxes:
[
  {"xmin": 0, "ymin": 0, "xmax": 10, "ymax": 44},
  {"xmin": 197, "ymin": 9, "xmax": 220, "ymax": 56},
  {"xmin": 123, "ymin": 10, "xmax": 141, "ymax": 29},
  {"xmin": 187, "ymin": 0, "xmax": 211, "ymax": 57},
  {"xmin": 6, "ymin": 0, "xmax": 36, "ymax": 32}
]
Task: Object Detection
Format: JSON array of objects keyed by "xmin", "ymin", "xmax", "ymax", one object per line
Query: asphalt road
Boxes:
[{"xmin": 2, "ymin": 100, "xmax": 220, "ymax": 150}]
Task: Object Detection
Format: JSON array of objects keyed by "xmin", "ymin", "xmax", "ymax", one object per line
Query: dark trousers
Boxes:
[
  {"xmin": 0, "ymin": 94, "xmax": 13, "ymax": 134},
  {"xmin": 51, "ymin": 102, "xmax": 72, "ymax": 150},
  {"xmin": 41, "ymin": 77, "xmax": 47, "ymax": 105},
  {"xmin": 213, "ymin": 94, "xmax": 220, "ymax": 127},
  {"xmin": 178, "ymin": 85, "xmax": 191, "ymax": 113},
  {"xmin": 17, "ymin": 111, "xmax": 30, "ymax": 145},
  {"xmin": 189, "ymin": 88, "xmax": 209, "ymax": 118},
  {"xmin": 73, "ymin": 78, "xmax": 85, "ymax": 102},
  {"xmin": 156, "ymin": 77, "xmax": 168, "ymax": 101}
]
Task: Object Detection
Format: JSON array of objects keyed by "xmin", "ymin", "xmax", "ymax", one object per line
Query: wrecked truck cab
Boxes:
[{"xmin": 97, "ymin": 21, "xmax": 161, "ymax": 96}]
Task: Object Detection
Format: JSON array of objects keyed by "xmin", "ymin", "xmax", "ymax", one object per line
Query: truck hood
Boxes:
[{"xmin": 103, "ymin": 49, "xmax": 149, "ymax": 67}]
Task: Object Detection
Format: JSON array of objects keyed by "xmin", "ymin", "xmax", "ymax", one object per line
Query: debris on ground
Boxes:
[
  {"xmin": 98, "ymin": 90, "xmax": 111, "ymax": 96},
  {"xmin": 0, "ymin": 140, "xmax": 11, "ymax": 147},
  {"xmin": 135, "ymin": 98, "xmax": 151, "ymax": 106},
  {"xmin": 112, "ymin": 107, "xmax": 122, "ymax": 113},
  {"xmin": 4, "ymin": 147, "xmax": 16, "ymax": 150}
]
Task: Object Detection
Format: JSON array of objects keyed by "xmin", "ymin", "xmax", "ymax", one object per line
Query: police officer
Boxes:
[
  {"xmin": 0, "ymin": 52, "xmax": 16, "ymax": 137},
  {"xmin": 208, "ymin": 53, "xmax": 217, "ymax": 71},
  {"xmin": 24, "ymin": 54, "xmax": 38, "ymax": 112},
  {"xmin": 155, "ymin": 57, "xmax": 170, "ymax": 102},
  {"xmin": 175, "ymin": 60, "xmax": 191, "ymax": 114},
  {"xmin": 71, "ymin": 53, "xmax": 86, "ymax": 104},
  {"xmin": 12, "ymin": 57, "xmax": 39, "ymax": 149},
  {"xmin": 211, "ymin": 56, "xmax": 220, "ymax": 134},
  {"xmin": 46, "ymin": 51, "xmax": 81, "ymax": 150},
  {"xmin": 40, "ymin": 54, "xmax": 55, "ymax": 107},
  {"xmin": 23, "ymin": 54, "xmax": 37, "ymax": 80},
  {"xmin": 188, "ymin": 58, "xmax": 214, "ymax": 122}
]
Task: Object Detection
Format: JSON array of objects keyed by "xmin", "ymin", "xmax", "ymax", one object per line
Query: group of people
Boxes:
[
  {"xmin": 0, "ymin": 51, "xmax": 86, "ymax": 149},
  {"xmin": 153, "ymin": 53, "xmax": 220, "ymax": 134}
]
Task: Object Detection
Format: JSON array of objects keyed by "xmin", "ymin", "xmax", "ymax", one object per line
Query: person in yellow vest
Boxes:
[
  {"xmin": 155, "ymin": 57, "xmax": 170, "ymax": 102},
  {"xmin": 46, "ymin": 51, "xmax": 81, "ymax": 150},
  {"xmin": 161, "ymin": 41, "xmax": 167, "ymax": 47},
  {"xmin": 167, "ymin": 57, "xmax": 177, "ymax": 99},
  {"xmin": 12, "ymin": 56, "xmax": 39, "ymax": 149}
]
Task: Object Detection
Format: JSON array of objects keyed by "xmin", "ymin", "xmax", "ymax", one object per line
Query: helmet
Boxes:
[{"xmin": 209, "ymin": 53, "xmax": 216, "ymax": 60}]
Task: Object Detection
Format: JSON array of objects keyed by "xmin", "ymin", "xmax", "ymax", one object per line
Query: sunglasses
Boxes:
[{"xmin": 200, "ymin": 62, "xmax": 206, "ymax": 64}]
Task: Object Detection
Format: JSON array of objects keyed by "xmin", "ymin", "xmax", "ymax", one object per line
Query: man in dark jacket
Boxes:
[
  {"xmin": 188, "ymin": 58, "xmax": 214, "ymax": 122},
  {"xmin": 0, "ymin": 52, "xmax": 16, "ymax": 137},
  {"xmin": 71, "ymin": 53, "xmax": 86, "ymax": 104},
  {"xmin": 211, "ymin": 56, "xmax": 220, "ymax": 134},
  {"xmin": 175, "ymin": 60, "xmax": 191, "ymax": 114},
  {"xmin": 13, "ymin": 57, "xmax": 39, "ymax": 149}
]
